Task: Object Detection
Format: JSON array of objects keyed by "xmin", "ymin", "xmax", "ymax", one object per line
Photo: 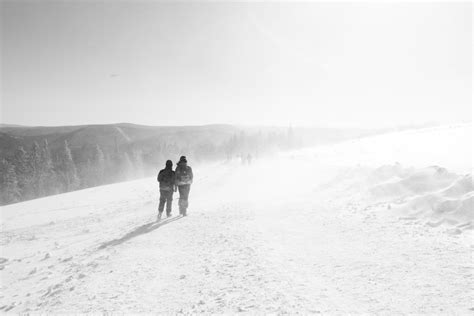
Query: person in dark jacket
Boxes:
[
  {"xmin": 157, "ymin": 160, "xmax": 176, "ymax": 220},
  {"xmin": 175, "ymin": 156, "xmax": 193, "ymax": 216}
]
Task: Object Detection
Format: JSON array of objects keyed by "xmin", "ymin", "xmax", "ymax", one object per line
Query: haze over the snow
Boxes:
[{"xmin": 1, "ymin": 2, "xmax": 471, "ymax": 127}]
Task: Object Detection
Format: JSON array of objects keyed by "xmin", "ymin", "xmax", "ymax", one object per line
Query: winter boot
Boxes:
[{"xmin": 157, "ymin": 212, "xmax": 163, "ymax": 221}]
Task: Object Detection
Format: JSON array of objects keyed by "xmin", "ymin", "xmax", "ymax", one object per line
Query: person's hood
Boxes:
[{"xmin": 165, "ymin": 160, "xmax": 173, "ymax": 169}]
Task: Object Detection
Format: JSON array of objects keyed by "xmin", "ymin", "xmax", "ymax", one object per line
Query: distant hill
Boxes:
[{"xmin": 0, "ymin": 123, "xmax": 240, "ymax": 161}]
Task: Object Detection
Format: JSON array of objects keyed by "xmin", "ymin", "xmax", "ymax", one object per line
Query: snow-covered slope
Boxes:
[
  {"xmin": 0, "ymin": 124, "xmax": 472, "ymax": 313},
  {"xmin": 297, "ymin": 123, "xmax": 472, "ymax": 173}
]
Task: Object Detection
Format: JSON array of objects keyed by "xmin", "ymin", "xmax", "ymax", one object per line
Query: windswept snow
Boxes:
[
  {"xmin": 369, "ymin": 165, "xmax": 473, "ymax": 230},
  {"xmin": 298, "ymin": 123, "xmax": 472, "ymax": 174},
  {"xmin": 0, "ymin": 124, "xmax": 472, "ymax": 313}
]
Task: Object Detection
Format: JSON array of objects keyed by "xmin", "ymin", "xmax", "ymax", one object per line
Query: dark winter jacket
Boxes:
[
  {"xmin": 175, "ymin": 162, "xmax": 193, "ymax": 186},
  {"xmin": 157, "ymin": 168, "xmax": 176, "ymax": 191}
]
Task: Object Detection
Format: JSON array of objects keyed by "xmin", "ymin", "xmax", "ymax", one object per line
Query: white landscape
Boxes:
[{"xmin": 1, "ymin": 124, "xmax": 472, "ymax": 314}]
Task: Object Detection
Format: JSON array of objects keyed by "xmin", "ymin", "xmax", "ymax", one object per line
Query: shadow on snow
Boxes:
[{"xmin": 98, "ymin": 215, "xmax": 184, "ymax": 250}]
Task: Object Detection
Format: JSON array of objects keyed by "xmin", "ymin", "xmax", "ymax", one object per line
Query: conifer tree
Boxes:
[
  {"xmin": 56, "ymin": 140, "xmax": 80, "ymax": 191},
  {"xmin": 40, "ymin": 139, "xmax": 56, "ymax": 195},
  {"xmin": 0, "ymin": 159, "xmax": 5, "ymax": 204},
  {"xmin": 132, "ymin": 149, "xmax": 144, "ymax": 178},
  {"xmin": 80, "ymin": 158, "xmax": 93, "ymax": 188},
  {"xmin": 1, "ymin": 159, "xmax": 20, "ymax": 204},
  {"xmin": 13, "ymin": 146, "xmax": 31, "ymax": 199},
  {"xmin": 29, "ymin": 142, "xmax": 42, "ymax": 196},
  {"xmin": 122, "ymin": 152, "xmax": 134, "ymax": 180},
  {"xmin": 92, "ymin": 144, "xmax": 105, "ymax": 185}
]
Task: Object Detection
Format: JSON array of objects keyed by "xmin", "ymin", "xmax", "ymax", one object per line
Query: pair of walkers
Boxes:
[{"xmin": 157, "ymin": 156, "xmax": 193, "ymax": 220}]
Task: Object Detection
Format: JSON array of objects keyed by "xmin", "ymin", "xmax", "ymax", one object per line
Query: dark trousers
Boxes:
[
  {"xmin": 158, "ymin": 189, "xmax": 173, "ymax": 215},
  {"xmin": 178, "ymin": 184, "xmax": 191, "ymax": 214}
]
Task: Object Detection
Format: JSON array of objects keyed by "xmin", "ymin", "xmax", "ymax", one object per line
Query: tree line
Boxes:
[
  {"xmin": 0, "ymin": 128, "xmax": 299, "ymax": 205},
  {"xmin": 0, "ymin": 140, "xmax": 145, "ymax": 205}
]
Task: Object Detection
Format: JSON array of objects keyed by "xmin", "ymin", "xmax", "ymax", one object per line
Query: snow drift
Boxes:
[{"xmin": 369, "ymin": 164, "xmax": 473, "ymax": 232}]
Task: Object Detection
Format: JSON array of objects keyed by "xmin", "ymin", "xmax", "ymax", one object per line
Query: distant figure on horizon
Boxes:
[
  {"xmin": 175, "ymin": 156, "xmax": 193, "ymax": 216},
  {"xmin": 247, "ymin": 153, "xmax": 252, "ymax": 165},
  {"xmin": 241, "ymin": 153, "xmax": 246, "ymax": 165},
  {"xmin": 157, "ymin": 160, "xmax": 176, "ymax": 221}
]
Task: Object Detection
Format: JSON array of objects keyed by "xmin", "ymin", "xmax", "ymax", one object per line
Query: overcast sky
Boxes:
[{"xmin": 0, "ymin": 1, "xmax": 471, "ymax": 127}]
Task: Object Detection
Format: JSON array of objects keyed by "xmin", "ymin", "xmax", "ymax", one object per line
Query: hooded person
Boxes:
[
  {"xmin": 175, "ymin": 156, "xmax": 193, "ymax": 216},
  {"xmin": 157, "ymin": 159, "xmax": 176, "ymax": 220}
]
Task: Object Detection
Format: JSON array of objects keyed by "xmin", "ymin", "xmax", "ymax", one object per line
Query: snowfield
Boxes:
[{"xmin": 0, "ymin": 124, "xmax": 472, "ymax": 313}]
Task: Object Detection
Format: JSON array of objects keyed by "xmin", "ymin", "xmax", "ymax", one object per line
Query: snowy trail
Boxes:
[{"xmin": 1, "ymin": 125, "xmax": 472, "ymax": 313}]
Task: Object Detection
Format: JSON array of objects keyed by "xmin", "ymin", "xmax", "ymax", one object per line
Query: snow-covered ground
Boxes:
[{"xmin": 1, "ymin": 124, "xmax": 472, "ymax": 313}]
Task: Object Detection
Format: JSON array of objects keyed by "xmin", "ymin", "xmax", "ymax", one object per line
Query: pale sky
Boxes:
[{"xmin": 0, "ymin": 1, "xmax": 471, "ymax": 127}]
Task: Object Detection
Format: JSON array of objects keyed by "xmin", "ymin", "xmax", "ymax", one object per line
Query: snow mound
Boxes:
[
  {"xmin": 367, "ymin": 163, "xmax": 413, "ymax": 183},
  {"xmin": 441, "ymin": 174, "xmax": 474, "ymax": 197},
  {"xmin": 369, "ymin": 165, "xmax": 473, "ymax": 231},
  {"xmin": 370, "ymin": 166, "xmax": 459, "ymax": 197}
]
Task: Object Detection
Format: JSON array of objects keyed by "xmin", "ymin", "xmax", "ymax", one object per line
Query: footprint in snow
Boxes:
[
  {"xmin": 87, "ymin": 261, "xmax": 98, "ymax": 268},
  {"xmin": 4, "ymin": 304, "xmax": 15, "ymax": 312}
]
